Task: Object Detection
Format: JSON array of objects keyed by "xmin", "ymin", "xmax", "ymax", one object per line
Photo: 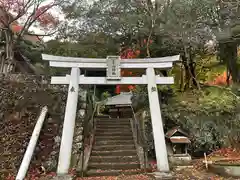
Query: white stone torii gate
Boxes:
[{"xmin": 42, "ymin": 54, "xmax": 180, "ymax": 175}]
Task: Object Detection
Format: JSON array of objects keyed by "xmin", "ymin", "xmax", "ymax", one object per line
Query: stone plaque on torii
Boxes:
[{"xmin": 42, "ymin": 54, "xmax": 180, "ymax": 175}]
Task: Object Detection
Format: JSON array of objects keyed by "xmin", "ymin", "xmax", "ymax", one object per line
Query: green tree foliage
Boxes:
[
  {"xmin": 46, "ymin": 0, "xmax": 240, "ymax": 154},
  {"xmin": 197, "ymin": 0, "xmax": 240, "ymax": 83},
  {"xmin": 45, "ymin": 32, "xmax": 118, "ymax": 58},
  {"xmin": 44, "ymin": 33, "xmax": 119, "ymax": 75},
  {"xmin": 132, "ymin": 85, "xmax": 240, "ymax": 154}
]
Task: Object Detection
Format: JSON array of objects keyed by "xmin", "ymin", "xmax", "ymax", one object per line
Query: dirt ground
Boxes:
[
  {"xmin": 174, "ymin": 168, "xmax": 236, "ymax": 180},
  {"xmin": 33, "ymin": 166, "xmax": 238, "ymax": 180},
  {"xmin": 74, "ymin": 169, "xmax": 237, "ymax": 180}
]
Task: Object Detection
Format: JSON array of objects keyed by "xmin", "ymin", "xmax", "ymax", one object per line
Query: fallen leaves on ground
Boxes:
[
  {"xmin": 206, "ymin": 148, "xmax": 240, "ymax": 165},
  {"xmin": 174, "ymin": 168, "xmax": 228, "ymax": 180},
  {"xmin": 173, "ymin": 152, "xmax": 239, "ymax": 180},
  {"xmin": 209, "ymin": 148, "xmax": 240, "ymax": 159},
  {"xmin": 0, "ymin": 79, "xmax": 67, "ymax": 179},
  {"xmin": 76, "ymin": 174, "xmax": 154, "ymax": 180}
]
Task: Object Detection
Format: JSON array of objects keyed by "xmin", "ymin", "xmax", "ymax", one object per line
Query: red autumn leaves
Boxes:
[
  {"xmin": 116, "ymin": 39, "xmax": 154, "ymax": 94},
  {"xmin": 120, "ymin": 48, "xmax": 141, "ymax": 59},
  {"xmin": 116, "ymin": 48, "xmax": 141, "ymax": 94},
  {"xmin": 116, "ymin": 39, "xmax": 153, "ymax": 94},
  {"xmin": 6, "ymin": 168, "xmax": 76, "ymax": 180},
  {"xmin": 33, "ymin": 4, "xmax": 59, "ymax": 27},
  {"xmin": 209, "ymin": 148, "xmax": 240, "ymax": 158},
  {"xmin": 0, "ymin": 0, "xmax": 59, "ymax": 30}
]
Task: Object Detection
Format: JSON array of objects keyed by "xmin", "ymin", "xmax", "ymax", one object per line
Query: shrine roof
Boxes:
[
  {"xmin": 106, "ymin": 92, "xmax": 132, "ymax": 106},
  {"xmin": 165, "ymin": 126, "xmax": 189, "ymax": 138},
  {"xmin": 170, "ymin": 136, "xmax": 191, "ymax": 144}
]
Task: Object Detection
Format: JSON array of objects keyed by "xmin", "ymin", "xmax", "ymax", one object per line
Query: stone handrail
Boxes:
[
  {"xmin": 80, "ymin": 93, "xmax": 98, "ymax": 175},
  {"xmin": 16, "ymin": 106, "xmax": 48, "ymax": 180},
  {"xmin": 130, "ymin": 105, "xmax": 148, "ymax": 170}
]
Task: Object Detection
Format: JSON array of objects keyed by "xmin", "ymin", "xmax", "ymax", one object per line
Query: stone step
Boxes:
[
  {"xmin": 96, "ymin": 128, "xmax": 132, "ymax": 133},
  {"xmin": 96, "ymin": 135, "xmax": 133, "ymax": 141},
  {"xmin": 95, "ymin": 140, "xmax": 134, "ymax": 146},
  {"xmin": 91, "ymin": 149, "xmax": 137, "ymax": 156},
  {"xmin": 97, "ymin": 120, "xmax": 130, "ymax": 124},
  {"xmin": 97, "ymin": 118, "xmax": 130, "ymax": 122},
  {"xmin": 95, "ymin": 115, "xmax": 110, "ymax": 118},
  {"xmin": 96, "ymin": 125, "xmax": 131, "ymax": 129},
  {"xmin": 96, "ymin": 132, "xmax": 133, "ymax": 136},
  {"xmin": 97, "ymin": 118, "xmax": 130, "ymax": 121},
  {"xmin": 97, "ymin": 121, "xmax": 130, "ymax": 126},
  {"xmin": 88, "ymin": 162, "xmax": 140, "ymax": 170},
  {"xmin": 86, "ymin": 169, "xmax": 143, "ymax": 177},
  {"xmin": 95, "ymin": 131, "xmax": 132, "ymax": 136},
  {"xmin": 90, "ymin": 155, "xmax": 139, "ymax": 163},
  {"xmin": 93, "ymin": 144, "xmax": 135, "ymax": 151},
  {"xmin": 97, "ymin": 121, "xmax": 131, "ymax": 124}
]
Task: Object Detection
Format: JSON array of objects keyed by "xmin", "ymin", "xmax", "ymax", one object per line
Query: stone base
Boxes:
[
  {"xmin": 52, "ymin": 175, "xmax": 73, "ymax": 180},
  {"xmin": 175, "ymin": 165, "xmax": 194, "ymax": 171},
  {"xmin": 151, "ymin": 172, "xmax": 174, "ymax": 180},
  {"xmin": 169, "ymin": 154, "xmax": 192, "ymax": 165},
  {"xmin": 209, "ymin": 164, "xmax": 240, "ymax": 177}
]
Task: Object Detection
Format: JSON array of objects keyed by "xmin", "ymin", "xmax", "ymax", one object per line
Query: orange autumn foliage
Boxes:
[
  {"xmin": 208, "ymin": 71, "xmax": 232, "ymax": 85},
  {"xmin": 116, "ymin": 48, "xmax": 140, "ymax": 94}
]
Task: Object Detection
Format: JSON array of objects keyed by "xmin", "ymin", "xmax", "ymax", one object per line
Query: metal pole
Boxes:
[
  {"xmin": 16, "ymin": 106, "xmax": 48, "ymax": 180},
  {"xmin": 57, "ymin": 67, "xmax": 80, "ymax": 175},
  {"xmin": 146, "ymin": 68, "xmax": 170, "ymax": 172}
]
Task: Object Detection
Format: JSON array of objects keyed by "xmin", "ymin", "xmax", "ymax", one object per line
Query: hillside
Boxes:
[{"xmin": 0, "ymin": 74, "xmax": 67, "ymax": 179}]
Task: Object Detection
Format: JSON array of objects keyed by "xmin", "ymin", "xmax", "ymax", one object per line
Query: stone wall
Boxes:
[
  {"xmin": 0, "ymin": 73, "xmax": 50, "ymax": 84},
  {"xmin": 0, "ymin": 73, "xmax": 68, "ymax": 179}
]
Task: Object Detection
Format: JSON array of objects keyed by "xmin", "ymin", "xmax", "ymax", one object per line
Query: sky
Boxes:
[
  {"xmin": 29, "ymin": 0, "xmax": 65, "ymax": 41},
  {"xmin": 27, "ymin": 0, "xmax": 100, "ymax": 41},
  {"xmin": 31, "ymin": 0, "xmax": 97, "ymax": 42}
]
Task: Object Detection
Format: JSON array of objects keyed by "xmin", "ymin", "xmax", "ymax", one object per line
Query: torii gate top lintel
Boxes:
[
  {"xmin": 42, "ymin": 54, "xmax": 180, "ymax": 85},
  {"xmin": 42, "ymin": 54, "xmax": 180, "ymax": 69}
]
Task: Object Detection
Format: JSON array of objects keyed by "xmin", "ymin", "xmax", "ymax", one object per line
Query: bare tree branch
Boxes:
[
  {"xmin": 25, "ymin": 30, "xmax": 57, "ymax": 37},
  {"xmin": 9, "ymin": 0, "xmax": 34, "ymax": 25},
  {"xmin": 22, "ymin": 1, "xmax": 63, "ymax": 36},
  {"xmin": 17, "ymin": 0, "xmax": 43, "ymax": 38}
]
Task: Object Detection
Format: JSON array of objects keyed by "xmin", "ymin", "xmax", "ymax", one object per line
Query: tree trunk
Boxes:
[
  {"xmin": 0, "ymin": 30, "xmax": 5, "ymax": 73},
  {"xmin": 183, "ymin": 46, "xmax": 200, "ymax": 90},
  {"xmin": 4, "ymin": 30, "xmax": 14, "ymax": 74},
  {"xmin": 180, "ymin": 63, "xmax": 184, "ymax": 91},
  {"xmin": 189, "ymin": 59, "xmax": 198, "ymax": 87},
  {"xmin": 227, "ymin": 42, "xmax": 239, "ymax": 83},
  {"xmin": 183, "ymin": 54, "xmax": 190, "ymax": 90},
  {"xmin": 219, "ymin": 41, "xmax": 239, "ymax": 83},
  {"xmin": 0, "ymin": 52, "xmax": 5, "ymax": 73}
]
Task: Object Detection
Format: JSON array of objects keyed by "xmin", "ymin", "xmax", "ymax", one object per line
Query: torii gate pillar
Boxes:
[
  {"xmin": 57, "ymin": 67, "xmax": 80, "ymax": 174},
  {"xmin": 147, "ymin": 68, "xmax": 169, "ymax": 172}
]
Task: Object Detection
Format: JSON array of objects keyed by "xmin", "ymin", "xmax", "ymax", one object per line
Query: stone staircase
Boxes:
[{"xmin": 86, "ymin": 117, "xmax": 141, "ymax": 176}]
